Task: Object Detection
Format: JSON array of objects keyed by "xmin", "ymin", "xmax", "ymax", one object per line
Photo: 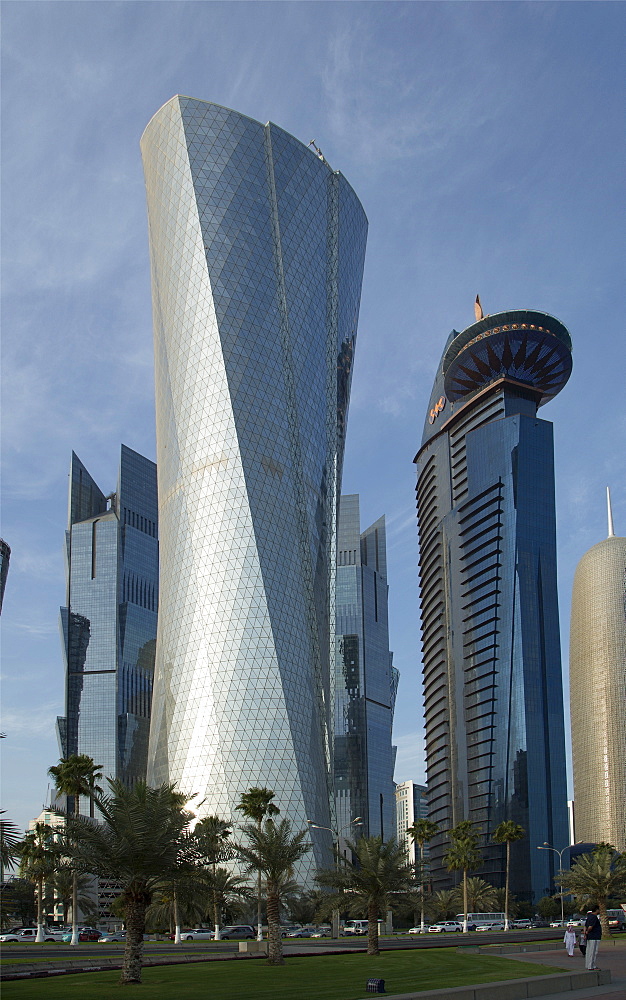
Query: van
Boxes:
[{"xmin": 343, "ymin": 920, "xmax": 368, "ymax": 935}]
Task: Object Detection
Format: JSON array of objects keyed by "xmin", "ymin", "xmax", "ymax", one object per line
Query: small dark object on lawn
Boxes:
[{"xmin": 366, "ymin": 979, "xmax": 386, "ymax": 994}]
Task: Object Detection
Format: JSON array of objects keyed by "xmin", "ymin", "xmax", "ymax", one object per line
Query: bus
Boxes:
[{"xmin": 455, "ymin": 912, "xmax": 506, "ymax": 929}]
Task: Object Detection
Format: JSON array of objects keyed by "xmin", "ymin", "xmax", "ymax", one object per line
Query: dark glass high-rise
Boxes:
[
  {"xmin": 57, "ymin": 445, "xmax": 158, "ymax": 811},
  {"xmin": 335, "ymin": 495, "xmax": 398, "ymax": 844},
  {"xmin": 414, "ymin": 308, "xmax": 571, "ymax": 901}
]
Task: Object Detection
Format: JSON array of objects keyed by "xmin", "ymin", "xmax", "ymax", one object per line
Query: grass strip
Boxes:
[{"xmin": 1, "ymin": 947, "xmax": 564, "ymax": 999}]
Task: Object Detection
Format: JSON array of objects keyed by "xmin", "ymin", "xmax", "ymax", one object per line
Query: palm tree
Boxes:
[
  {"xmin": 452, "ymin": 876, "xmax": 498, "ymax": 914},
  {"xmin": 66, "ymin": 779, "xmax": 195, "ymax": 984},
  {"xmin": 430, "ymin": 888, "xmax": 458, "ymax": 921},
  {"xmin": 237, "ymin": 818, "xmax": 309, "ymax": 965},
  {"xmin": 50, "ymin": 863, "xmax": 94, "ymax": 925},
  {"xmin": 193, "ymin": 815, "xmax": 233, "ymax": 939},
  {"xmin": 145, "ymin": 876, "xmax": 208, "ymax": 935},
  {"xmin": 492, "ymin": 821, "xmax": 525, "ymax": 930},
  {"xmin": 203, "ymin": 867, "xmax": 254, "ymax": 927},
  {"xmin": 315, "ymin": 835, "xmax": 415, "ymax": 956},
  {"xmin": 407, "ymin": 818, "xmax": 438, "ymax": 932},
  {"xmin": 0, "ymin": 811, "xmax": 22, "ymax": 879},
  {"xmin": 48, "ymin": 753, "xmax": 103, "ymax": 945},
  {"xmin": 236, "ymin": 788, "xmax": 279, "ymax": 940},
  {"xmin": 558, "ymin": 844, "xmax": 626, "ymax": 937},
  {"xmin": 18, "ymin": 823, "xmax": 60, "ymax": 942},
  {"xmin": 444, "ymin": 820, "xmax": 482, "ymax": 933},
  {"xmin": 48, "ymin": 754, "xmax": 103, "ymax": 818}
]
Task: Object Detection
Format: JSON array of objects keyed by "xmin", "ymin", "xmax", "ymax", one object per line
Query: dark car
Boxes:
[
  {"xmin": 62, "ymin": 928, "xmax": 102, "ymax": 942},
  {"xmin": 220, "ymin": 925, "xmax": 255, "ymax": 939}
]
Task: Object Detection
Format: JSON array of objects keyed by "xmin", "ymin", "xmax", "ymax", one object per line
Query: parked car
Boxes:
[
  {"xmin": 98, "ymin": 931, "xmax": 127, "ymax": 942},
  {"xmin": 512, "ymin": 919, "xmax": 532, "ymax": 929},
  {"xmin": 0, "ymin": 927, "xmax": 64, "ymax": 943},
  {"xmin": 171, "ymin": 928, "xmax": 215, "ymax": 941},
  {"xmin": 279, "ymin": 925, "xmax": 301, "ymax": 937},
  {"xmin": 549, "ymin": 920, "xmax": 566, "ymax": 928},
  {"xmin": 61, "ymin": 928, "xmax": 102, "ymax": 942},
  {"xmin": 407, "ymin": 926, "xmax": 429, "ymax": 934},
  {"xmin": 219, "ymin": 925, "xmax": 255, "ymax": 940},
  {"xmin": 287, "ymin": 927, "xmax": 317, "ymax": 938},
  {"xmin": 428, "ymin": 921, "xmax": 462, "ymax": 933},
  {"xmin": 311, "ymin": 927, "xmax": 331, "ymax": 937},
  {"xmin": 477, "ymin": 922, "xmax": 504, "ymax": 932}
]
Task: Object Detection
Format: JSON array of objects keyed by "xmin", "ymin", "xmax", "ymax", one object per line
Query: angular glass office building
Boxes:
[
  {"xmin": 335, "ymin": 495, "xmax": 398, "ymax": 843},
  {"xmin": 141, "ymin": 97, "xmax": 367, "ymax": 870},
  {"xmin": 414, "ymin": 309, "xmax": 571, "ymax": 901},
  {"xmin": 57, "ymin": 446, "xmax": 158, "ymax": 809},
  {"xmin": 570, "ymin": 495, "xmax": 626, "ymax": 852}
]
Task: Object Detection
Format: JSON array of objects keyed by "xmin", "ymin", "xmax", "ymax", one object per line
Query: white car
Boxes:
[
  {"xmin": 178, "ymin": 929, "xmax": 215, "ymax": 941},
  {"xmin": 477, "ymin": 921, "xmax": 505, "ymax": 932},
  {"xmin": 0, "ymin": 927, "xmax": 64, "ymax": 943},
  {"xmin": 98, "ymin": 931, "xmax": 127, "ymax": 942},
  {"xmin": 512, "ymin": 919, "xmax": 532, "ymax": 929},
  {"xmin": 428, "ymin": 921, "xmax": 462, "ymax": 933}
]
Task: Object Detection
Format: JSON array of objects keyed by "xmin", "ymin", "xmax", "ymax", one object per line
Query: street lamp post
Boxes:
[
  {"xmin": 537, "ymin": 841, "xmax": 582, "ymax": 927},
  {"xmin": 307, "ymin": 817, "xmax": 364, "ymax": 939}
]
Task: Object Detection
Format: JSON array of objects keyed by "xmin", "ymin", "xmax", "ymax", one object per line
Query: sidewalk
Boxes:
[{"xmin": 507, "ymin": 937, "xmax": 626, "ymax": 1000}]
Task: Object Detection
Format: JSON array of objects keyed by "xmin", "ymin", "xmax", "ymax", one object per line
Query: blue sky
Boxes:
[{"xmin": 2, "ymin": 1, "xmax": 624, "ymax": 833}]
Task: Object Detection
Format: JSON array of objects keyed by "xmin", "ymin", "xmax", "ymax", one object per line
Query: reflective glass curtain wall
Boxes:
[
  {"xmin": 335, "ymin": 495, "xmax": 397, "ymax": 844},
  {"xmin": 414, "ymin": 310, "xmax": 571, "ymax": 902},
  {"xmin": 141, "ymin": 97, "xmax": 367, "ymax": 874},
  {"xmin": 57, "ymin": 446, "xmax": 158, "ymax": 811}
]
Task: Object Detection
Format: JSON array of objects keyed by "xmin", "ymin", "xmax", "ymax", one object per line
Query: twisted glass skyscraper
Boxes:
[
  {"xmin": 141, "ymin": 97, "xmax": 367, "ymax": 869},
  {"xmin": 414, "ymin": 309, "xmax": 571, "ymax": 901}
]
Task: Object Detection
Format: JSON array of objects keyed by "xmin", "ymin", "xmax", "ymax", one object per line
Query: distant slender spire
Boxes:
[
  {"xmin": 607, "ymin": 486, "xmax": 615, "ymax": 538},
  {"xmin": 474, "ymin": 294, "xmax": 484, "ymax": 322}
]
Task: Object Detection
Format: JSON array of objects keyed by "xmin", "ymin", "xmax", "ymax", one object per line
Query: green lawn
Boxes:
[{"xmin": 1, "ymin": 948, "xmax": 564, "ymax": 1000}]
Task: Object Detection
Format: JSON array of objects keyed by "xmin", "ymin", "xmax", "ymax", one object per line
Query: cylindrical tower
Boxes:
[
  {"xmin": 570, "ymin": 505, "xmax": 626, "ymax": 851},
  {"xmin": 141, "ymin": 96, "xmax": 367, "ymax": 873}
]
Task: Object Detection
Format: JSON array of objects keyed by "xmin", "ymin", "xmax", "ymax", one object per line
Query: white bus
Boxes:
[{"xmin": 455, "ymin": 912, "xmax": 506, "ymax": 929}]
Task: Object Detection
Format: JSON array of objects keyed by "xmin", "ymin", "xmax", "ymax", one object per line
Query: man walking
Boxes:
[{"xmin": 583, "ymin": 905, "xmax": 602, "ymax": 970}]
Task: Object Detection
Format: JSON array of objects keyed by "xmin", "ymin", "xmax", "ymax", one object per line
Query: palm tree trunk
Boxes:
[
  {"xmin": 504, "ymin": 841, "xmax": 510, "ymax": 931},
  {"xmin": 266, "ymin": 886, "xmax": 283, "ymax": 965},
  {"xmin": 213, "ymin": 860, "xmax": 221, "ymax": 940},
  {"xmin": 70, "ymin": 872, "xmax": 79, "ymax": 946},
  {"xmin": 255, "ymin": 816, "xmax": 263, "ymax": 941},
  {"xmin": 173, "ymin": 892, "xmax": 182, "ymax": 945},
  {"xmin": 35, "ymin": 877, "xmax": 46, "ymax": 942},
  {"xmin": 462, "ymin": 869, "xmax": 468, "ymax": 933},
  {"xmin": 367, "ymin": 901, "xmax": 379, "ymax": 955},
  {"xmin": 419, "ymin": 841, "xmax": 426, "ymax": 932},
  {"xmin": 121, "ymin": 895, "xmax": 147, "ymax": 984},
  {"xmin": 598, "ymin": 899, "xmax": 610, "ymax": 938}
]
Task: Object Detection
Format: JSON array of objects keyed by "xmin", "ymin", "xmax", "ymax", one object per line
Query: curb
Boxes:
[{"xmin": 355, "ymin": 969, "xmax": 612, "ymax": 1000}]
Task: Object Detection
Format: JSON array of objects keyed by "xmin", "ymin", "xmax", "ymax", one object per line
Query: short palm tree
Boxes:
[
  {"xmin": 145, "ymin": 876, "xmax": 208, "ymax": 935},
  {"xmin": 430, "ymin": 888, "xmax": 458, "ymax": 921},
  {"xmin": 558, "ymin": 843, "xmax": 626, "ymax": 937},
  {"xmin": 18, "ymin": 823, "xmax": 60, "ymax": 942},
  {"xmin": 48, "ymin": 754, "xmax": 103, "ymax": 945},
  {"xmin": 193, "ymin": 815, "xmax": 233, "ymax": 939},
  {"xmin": 50, "ymin": 863, "xmax": 94, "ymax": 926},
  {"xmin": 237, "ymin": 818, "xmax": 309, "ymax": 965},
  {"xmin": 444, "ymin": 821, "xmax": 482, "ymax": 933},
  {"xmin": 236, "ymin": 788, "xmax": 279, "ymax": 940},
  {"xmin": 316, "ymin": 835, "xmax": 415, "ymax": 956},
  {"xmin": 492, "ymin": 821, "xmax": 525, "ymax": 929},
  {"xmin": 66, "ymin": 779, "xmax": 195, "ymax": 984},
  {"xmin": 407, "ymin": 818, "xmax": 438, "ymax": 932},
  {"xmin": 452, "ymin": 876, "xmax": 498, "ymax": 914}
]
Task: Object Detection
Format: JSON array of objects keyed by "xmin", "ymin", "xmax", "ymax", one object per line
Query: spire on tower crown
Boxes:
[{"xmin": 607, "ymin": 486, "xmax": 615, "ymax": 538}]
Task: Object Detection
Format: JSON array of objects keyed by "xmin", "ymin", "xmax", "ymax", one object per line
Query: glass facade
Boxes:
[
  {"xmin": 335, "ymin": 495, "xmax": 397, "ymax": 844},
  {"xmin": 57, "ymin": 446, "xmax": 158, "ymax": 810},
  {"xmin": 570, "ymin": 521, "xmax": 626, "ymax": 852},
  {"xmin": 141, "ymin": 97, "xmax": 367, "ymax": 876},
  {"xmin": 414, "ymin": 310, "xmax": 571, "ymax": 902}
]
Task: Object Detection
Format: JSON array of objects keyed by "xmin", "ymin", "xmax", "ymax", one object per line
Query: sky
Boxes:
[{"xmin": 1, "ymin": 0, "xmax": 624, "ymax": 835}]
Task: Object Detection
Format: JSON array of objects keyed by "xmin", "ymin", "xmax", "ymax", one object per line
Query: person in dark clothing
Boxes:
[{"xmin": 584, "ymin": 905, "xmax": 602, "ymax": 970}]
